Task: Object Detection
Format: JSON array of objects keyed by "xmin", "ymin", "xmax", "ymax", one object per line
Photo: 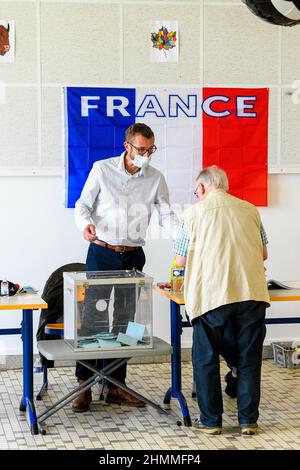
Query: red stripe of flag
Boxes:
[{"xmin": 202, "ymin": 88, "xmax": 269, "ymax": 206}]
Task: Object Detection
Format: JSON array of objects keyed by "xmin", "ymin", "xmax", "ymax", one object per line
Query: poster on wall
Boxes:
[
  {"xmin": 0, "ymin": 20, "xmax": 15, "ymax": 63},
  {"xmin": 150, "ymin": 20, "xmax": 178, "ymax": 63},
  {"xmin": 64, "ymin": 87, "xmax": 268, "ymax": 208}
]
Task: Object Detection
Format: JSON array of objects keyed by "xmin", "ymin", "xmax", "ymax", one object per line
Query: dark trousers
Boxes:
[
  {"xmin": 192, "ymin": 300, "xmax": 266, "ymax": 427},
  {"xmin": 75, "ymin": 243, "xmax": 145, "ymax": 388},
  {"xmin": 221, "ymin": 320, "xmax": 237, "ymax": 369},
  {"xmin": 187, "ymin": 313, "xmax": 237, "ymax": 369}
]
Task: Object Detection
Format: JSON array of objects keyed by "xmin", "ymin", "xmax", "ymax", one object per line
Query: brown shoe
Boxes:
[
  {"xmin": 105, "ymin": 387, "xmax": 145, "ymax": 407},
  {"xmin": 72, "ymin": 380, "xmax": 92, "ymax": 413},
  {"xmin": 105, "ymin": 387, "xmax": 122, "ymax": 405}
]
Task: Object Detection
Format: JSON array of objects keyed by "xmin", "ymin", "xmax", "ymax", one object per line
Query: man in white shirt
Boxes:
[{"xmin": 73, "ymin": 122, "xmax": 178, "ymax": 412}]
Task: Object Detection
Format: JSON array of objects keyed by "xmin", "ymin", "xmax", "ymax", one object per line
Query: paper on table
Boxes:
[{"xmin": 267, "ymin": 279, "xmax": 300, "ymax": 290}]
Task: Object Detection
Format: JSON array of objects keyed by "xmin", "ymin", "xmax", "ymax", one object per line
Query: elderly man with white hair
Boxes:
[{"xmin": 175, "ymin": 166, "xmax": 270, "ymax": 436}]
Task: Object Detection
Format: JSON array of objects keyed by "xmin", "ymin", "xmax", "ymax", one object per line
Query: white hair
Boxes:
[{"xmin": 196, "ymin": 166, "xmax": 229, "ymax": 191}]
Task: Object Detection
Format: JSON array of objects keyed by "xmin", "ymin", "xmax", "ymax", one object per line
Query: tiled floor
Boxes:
[{"xmin": 0, "ymin": 359, "xmax": 299, "ymax": 450}]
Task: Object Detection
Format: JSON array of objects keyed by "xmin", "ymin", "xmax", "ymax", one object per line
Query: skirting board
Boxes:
[{"xmin": 0, "ymin": 345, "xmax": 274, "ymax": 371}]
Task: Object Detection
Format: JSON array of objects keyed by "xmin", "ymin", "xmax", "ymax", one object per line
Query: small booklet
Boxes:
[{"xmin": 267, "ymin": 279, "xmax": 299, "ymax": 290}]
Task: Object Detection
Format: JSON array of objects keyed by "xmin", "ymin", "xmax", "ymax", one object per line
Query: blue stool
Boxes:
[{"xmin": 36, "ymin": 323, "xmax": 64, "ymax": 400}]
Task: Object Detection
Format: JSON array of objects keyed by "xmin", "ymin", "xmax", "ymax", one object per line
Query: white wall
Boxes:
[
  {"xmin": 1, "ymin": 173, "xmax": 300, "ymax": 356},
  {"xmin": 1, "ymin": 1, "xmax": 300, "ymax": 173},
  {"xmin": 1, "ymin": 1, "xmax": 300, "ymax": 356}
]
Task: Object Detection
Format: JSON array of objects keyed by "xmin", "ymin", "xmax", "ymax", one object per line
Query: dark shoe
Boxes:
[
  {"xmin": 105, "ymin": 387, "xmax": 146, "ymax": 407},
  {"xmin": 105, "ymin": 388, "xmax": 121, "ymax": 405},
  {"xmin": 72, "ymin": 380, "xmax": 92, "ymax": 413},
  {"xmin": 240, "ymin": 423, "xmax": 258, "ymax": 435},
  {"xmin": 224, "ymin": 371, "xmax": 237, "ymax": 398},
  {"xmin": 193, "ymin": 418, "xmax": 222, "ymax": 435}
]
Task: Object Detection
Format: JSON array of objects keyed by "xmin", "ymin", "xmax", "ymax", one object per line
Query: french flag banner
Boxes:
[{"xmin": 65, "ymin": 87, "xmax": 268, "ymax": 208}]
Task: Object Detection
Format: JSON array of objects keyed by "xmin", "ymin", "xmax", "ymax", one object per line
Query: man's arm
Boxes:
[
  {"xmin": 74, "ymin": 163, "xmax": 101, "ymax": 241},
  {"xmin": 155, "ymin": 174, "xmax": 179, "ymax": 240},
  {"xmin": 175, "ymin": 218, "xmax": 190, "ymax": 267},
  {"xmin": 176, "ymin": 255, "xmax": 187, "ymax": 267},
  {"xmin": 260, "ymin": 222, "xmax": 268, "ymax": 261}
]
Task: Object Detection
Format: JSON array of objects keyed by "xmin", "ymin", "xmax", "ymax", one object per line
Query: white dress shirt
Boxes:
[{"xmin": 75, "ymin": 152, "xmax": 178, "ymax": 246}]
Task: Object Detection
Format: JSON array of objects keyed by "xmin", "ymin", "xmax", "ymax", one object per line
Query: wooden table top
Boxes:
[
  {"xmin": 154, "ymin": 282, "xmax": 300, "ymax": 305},
  {"xmin": 0, "ymin": 293, "xmax": 47, "ymax": 310}
]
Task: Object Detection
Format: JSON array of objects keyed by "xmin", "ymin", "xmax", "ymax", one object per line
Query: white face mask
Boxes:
[{"xmin": 132, "ymin": 154, "xmax": 151, "ymax": 169}]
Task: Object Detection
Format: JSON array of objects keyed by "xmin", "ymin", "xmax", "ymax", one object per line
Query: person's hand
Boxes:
[{"xmin": 83, "ymin": 224, "xmax": 97, "ymax": 242}]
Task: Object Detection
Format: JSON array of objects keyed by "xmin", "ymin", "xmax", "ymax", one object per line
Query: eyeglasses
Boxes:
[
  {"xmin": 194, "ymin": 188, "xmax": 199, "ymax": 198},
  {"xmin": 128, "ymin": 142, "xmax": 157, "ymax": 156}
]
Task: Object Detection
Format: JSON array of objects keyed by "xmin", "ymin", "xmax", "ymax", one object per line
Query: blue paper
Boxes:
[
  {"xmin": 117, "ymin": 333, "xmax": 138, "ymax": 346},
  {"xmin": 97, "ymin": 339, "xmax": 122, "ymax": 348},
  {"xmin": 78, "ymin": 340, "xmax": 99, "ymax": 349},
  {"xmin": 126, "ymin": 322, "xmax": 145, "ymax": 341},
  {"xmin": 95, "ymin": 332, "xmax": 117, "ymax": 340}
]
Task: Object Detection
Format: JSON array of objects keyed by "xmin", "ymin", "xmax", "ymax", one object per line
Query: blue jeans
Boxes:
[
  {"xmin": 185, "ymin": 313, "xmax": 237, "ymax": 369},
  {"xmin": 75, "ymin": 243, "xmax": 145, "ymax": 387},
  {"xmin": 220, "ymin": 320, "xmax": 237, "ymax": 369},
  {"xmin": 192, "ymin": 300, "xmax": 266, "ymax": 427}
]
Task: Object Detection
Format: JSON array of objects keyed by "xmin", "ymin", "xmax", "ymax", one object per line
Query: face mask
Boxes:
[{"xmin": 132, "ymin": 154, "xmax": 151, "ymax": 169}]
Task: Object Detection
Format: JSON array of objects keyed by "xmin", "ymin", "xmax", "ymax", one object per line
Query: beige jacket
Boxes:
[{"xmin": 184, "ymin": 189, "xmax": 270, "ymax": 321}]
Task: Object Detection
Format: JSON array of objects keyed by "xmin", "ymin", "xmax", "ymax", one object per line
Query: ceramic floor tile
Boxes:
[{"xmin": 0, "ymin": 360, "xmax": 299, "ymax": 449}]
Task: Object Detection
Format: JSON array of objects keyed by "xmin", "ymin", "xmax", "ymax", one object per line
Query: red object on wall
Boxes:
[{"xmin": 202, "ymin": 88, "xmax": 269, "ymax": 206}]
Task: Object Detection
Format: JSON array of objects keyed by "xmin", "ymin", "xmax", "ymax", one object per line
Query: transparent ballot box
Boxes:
[{"xmin": 63, "ymin": 270, "xmax": 153, "ymax": 351}]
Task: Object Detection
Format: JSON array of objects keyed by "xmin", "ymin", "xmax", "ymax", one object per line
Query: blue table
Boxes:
[
  {"xmin": 0, "ymin": 294, "xmax": 47, "ymax": 435},
  {"xmin": 155, "ymin": 284, "xmax": 300, "ymax": 427}
]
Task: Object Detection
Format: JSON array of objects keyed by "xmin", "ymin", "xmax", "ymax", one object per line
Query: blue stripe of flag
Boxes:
[{"xmin": 66, "ymin": 87, "xmax": 136, "ymax": 208}]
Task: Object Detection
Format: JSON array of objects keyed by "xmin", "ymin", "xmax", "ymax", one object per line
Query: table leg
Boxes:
[
  {"xmin": 20, "ymin": 309, "xmax": 39, "ymax": 435},
  {"xmin": 164, "ymin": 300, "xmax": 191, "ymax": 426}
]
